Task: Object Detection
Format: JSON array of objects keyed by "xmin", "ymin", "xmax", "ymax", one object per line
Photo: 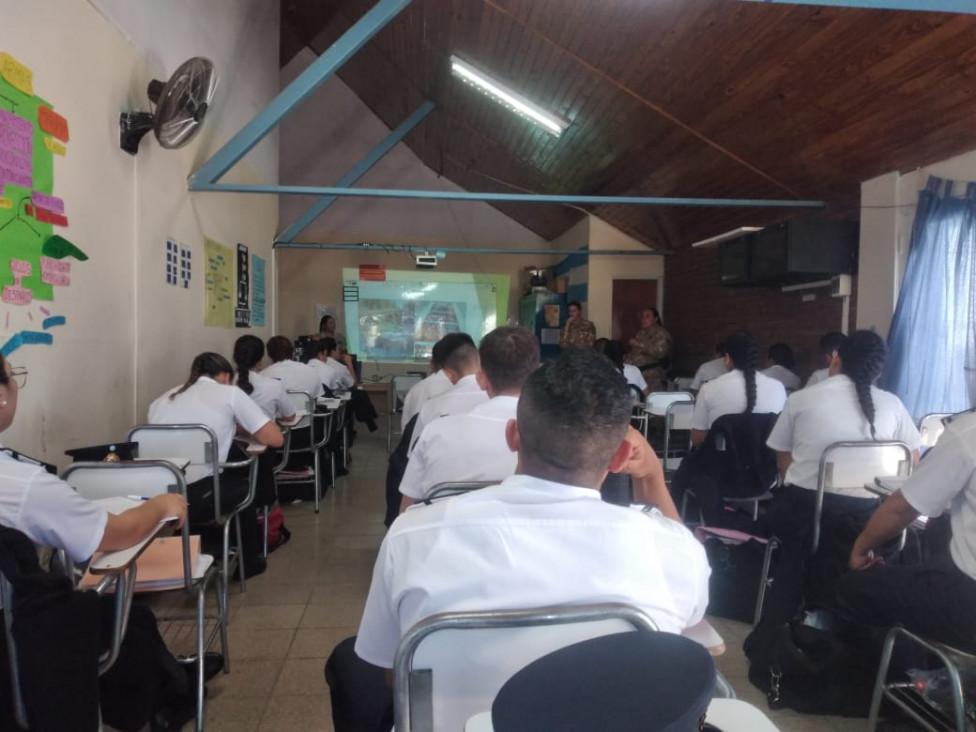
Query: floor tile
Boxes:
[
  {"xmin": 258, "ymin": 694, "xmax": 332, "ymax": 731},
  {"xmin": 288, "ymin": 627, "xmax": 359, "ymax": 659},
  {"xmin": 272, "ymin": 658, "xmax": 331, "ymax": 696},
  {"xmin": 234, "ymin": 604, "xmax": 307, "ymax": 630}
]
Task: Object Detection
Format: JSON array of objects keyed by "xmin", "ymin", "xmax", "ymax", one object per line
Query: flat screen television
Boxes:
[{"xmin": 719, "ymin": 235, "xmax": 752, "ymax": 286}]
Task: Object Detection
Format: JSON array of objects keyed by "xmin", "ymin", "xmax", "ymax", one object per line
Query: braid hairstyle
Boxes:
[
  {"xmin": 233, "ymin": 335, "xmax": 265, "ymax": 395},
  {"xmin": 838, "ymin": 330, "xmax": 887, "ymax": 439},
  {"xmin": 170, "ymin": 352, "xmax": 233, "ymax": 400},
  {"xmin": 723, "ymin": 331, "xmax": 761, "ymax": 413}
]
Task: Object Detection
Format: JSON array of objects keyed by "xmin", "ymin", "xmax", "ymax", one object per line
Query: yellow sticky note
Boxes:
[
  {"xmin": 0, "ymin": 199, "xmax": 11, "ymax": 209},
  {"xmin": 44, "ymin": 137, "xmax": 66, "ymax": 156},
  {"xmin": 0, "ymin": 53, "xmax": 33, "ymax": 96}
]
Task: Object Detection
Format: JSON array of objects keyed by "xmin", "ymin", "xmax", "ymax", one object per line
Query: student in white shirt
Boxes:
[
  {"xmin": 598, "ymin": 338, "xmax": 648, "ymax": 399},
  {"xmin": 761, "ymin": 342, "xmax": 802, "ymax": 392},
  {"xmin": 410, "ymin": 343, "xmax": 486, "ymax": 450},
  {"xmin": 399, "ymin": 326, "xmax": 540, "ymax": 511},
  {"xmin": 148, "ymin": 352, "xmax": 283, "ymax": 578},
  {"xmin": 690, "ymin": 343, "xmax": 727, "ymax": 392},
  {"xmin": 690, "ymin": 332, "xmax": 787, "ymax": 446},
  {"xmin": 309, "ymin": 337, "xmax": 356, "ymax": 392},
  {"xmin": 326, "ymin": 349, "xmax": 703, "ymax": 732},
  {"xmin": 838, "ymin": 409, "xmax": 976, "ymax": 656},
  {"xmin": 400, "ymin": 333, "xmax": 476, "ymax": 429},
  {"xmin": 261, "ymin": 335, "xmax": 324, "ymax": 400},
  {"xmin": 805, "ymin": 331, "xmax": 846, "ymax": 388}
]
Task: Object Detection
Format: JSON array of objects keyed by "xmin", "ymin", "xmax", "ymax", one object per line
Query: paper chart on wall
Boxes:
[
  {"xmin": 251, "ymin": 254, "xmax": 266, "ymax": 327},
  {"xmin": 235, "ymin": 243, "xmax": 250, "ymax": 328},
  {"xmin": 0, "ymin": 50, "xmax": 83, "ymax": 357},
  {"xmin": 204, "ymin": 237, "xmax": 234, "ymax": 328}
]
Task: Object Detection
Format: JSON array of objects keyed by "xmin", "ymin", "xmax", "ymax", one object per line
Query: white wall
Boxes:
[
  {"xmin": 0, "ymin": 1, "xmax": 279, "ymax": 464},
  {"xmin": 276, "ymin": 49, "xmax": 553, "ymax": 360},
  {"xmin": 857, "ymin": 148, "xmax": 976, "ymax": 336}
]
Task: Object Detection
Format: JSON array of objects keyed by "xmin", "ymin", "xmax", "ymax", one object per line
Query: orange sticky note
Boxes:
[
  {"xmin": 0, "ymin": 198, "xmax": 10, "ymax": 209},
  {"xmin": 43, "ymin": 137, "xmax": 66, "ymax": 156},
  {"xmin": 0, "ymin": 53, "xmax": 33, "ymax": 96},
  {"xmin": 38, "ymin": 107, "xmax": 68, "ymax": 142}
]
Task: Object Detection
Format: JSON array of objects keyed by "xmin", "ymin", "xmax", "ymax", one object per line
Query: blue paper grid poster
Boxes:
[{"xmin": 251, "ymin": 254, "xmax": 265, "ymax": 327}]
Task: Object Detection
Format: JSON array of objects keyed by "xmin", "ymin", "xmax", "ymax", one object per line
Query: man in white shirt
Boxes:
[
  {"xmin": 689, "ymin": 343, "xmax": 727, "ymax": 392},
  {"xmin": 409, "ymin": 343, "xmax": 485, "ymax": 450},
  {"xmin": 400, "ymin": 333, "xmax": 476, "ymax": 429},
  {"xmin": 838, "ymin": 410, "xmax": 976, "ymax": 655},
  {"xmin": 325, "ymin": 349, "xmax": 708, "ymax": 732},
  {"xmin": 262, "ymin": 336, "xmax": 324, "ymax": 400},
  {"xmin": 309, "ymin": 338, "xmax": 356, "ymax": 392},
  {"xmin": 761, "ymin": 343, "xmax": 801, "ymax": 392},
  {"xmin": 805, "ymin": 331, "xmax": 846, "ymax": 388},
  {"xmin": 399, "ymin": 327, "xmax": 540, "ymax": 512}
]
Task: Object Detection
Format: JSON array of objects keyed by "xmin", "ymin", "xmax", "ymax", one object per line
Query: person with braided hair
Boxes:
[{"xmin": 690, "ymin": 331, "xmax": 787, "ymax": 447}]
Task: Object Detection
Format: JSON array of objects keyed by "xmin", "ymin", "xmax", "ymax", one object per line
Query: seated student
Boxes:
[
  {"xmin": 148, "ymin": 352, "xmax": 284, "ymax": 578},
  {"xmin": 602, "ymin": 339, "xmax": 649, "ymax": 399},
  {"xmin": 689, "ymin": 343, "xmax": 727, "ymax": 392},
  {"xmin": 325, "ymin": 349, "xmax": 707, "ymax": 732},
  {"xmin": 0, "ymin": 353, "xmax": 202, "ymax": 731},
  {"xmin": 837, "ymin": 408, "xmax": 976, "ymax": 656},
  {"xmin": 262, "ymin": 335, "xmax": 324, "ymax": 402},
  {"xmin": 409, "ymin": 342, "xmax": 485, "ymax": 450},
  {"xmin": 309, "ymin": 337, "xmax": 355, "ymax": 393},
  {"xmin": 400, "ymin": 333, "xmax": 476, "ymax": 428},
  {"xmin": 690, "ymin": 332, "xmax": 787, "ymax": 447},
  {"xmin": 805, "ymin": 331, "xmax": 846, "ymax": 388},
  {"xmin": 399, "ymin": 326, "xmax": 540, "ymax": 512},
  {"xmin": 761, "ymin": 342, "xmax": 801, "ymax": 391}
]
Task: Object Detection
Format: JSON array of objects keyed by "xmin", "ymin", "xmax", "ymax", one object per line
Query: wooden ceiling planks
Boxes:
[{"xmin": 281, "ymin": 0, "xmax": 976, "ymax": 248}]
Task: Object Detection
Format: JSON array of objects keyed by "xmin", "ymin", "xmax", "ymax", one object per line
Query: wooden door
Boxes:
[{"xmin": 612, "ymin": 279, "xmax": 658, "ymax": 344}]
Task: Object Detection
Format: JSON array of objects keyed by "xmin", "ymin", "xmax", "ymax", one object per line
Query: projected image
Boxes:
[
  {"xmin": 343, "ymin": 269, "xmax": 510, "ymax": 363},
  {"xmin": 358, "ymin": 299, "xmax": 467, "ymax": 360}
]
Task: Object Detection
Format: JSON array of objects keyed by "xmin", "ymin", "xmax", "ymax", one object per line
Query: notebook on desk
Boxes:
[
  {"xmin": 873, "ymin": 475, "xmax": 911, "ymax": 495},
  {"xmin": 82, "ymin": 535, "xmax": 201, "ymax": 589}
]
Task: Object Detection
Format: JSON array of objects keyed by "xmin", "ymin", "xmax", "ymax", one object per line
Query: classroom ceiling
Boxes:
[{"xmin": 279, "ymin": 0, "xmax": 976, "ymax": 249}]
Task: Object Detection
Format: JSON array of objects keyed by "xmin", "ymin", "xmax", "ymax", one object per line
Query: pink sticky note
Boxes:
[
  {"xmin": 40, "ymin": 257, "xmax": 70, "ymax": 286},
  {"xmin": 0, "ymin": 165, "xmax": 31, "ymax": 189},
  {"xmin": 2, "ymin": 286, "xmax": 32, "ymax": 305},
  {"xmin": 0, "ymin": 109, "xmax": 33, "ymax": 137},
  {"xmin": 31, "ymin": 192, "xmax": 64, "ymax": 214},
  {"xmin": 0, "ymin": 128, "xmax": 31, "ymax": 157},
  {"xmin": 0, "ymin": 150, "xmax": 30, "ymax": 175},
  {"xmin": 9, "ymin": 260, "xmax": 31, "ymax": 276}
]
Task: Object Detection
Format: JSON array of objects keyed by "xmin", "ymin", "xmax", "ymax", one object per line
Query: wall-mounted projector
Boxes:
[{"xmin": 415, "ymin": 253, "xmax": 438, "ymax": 269}]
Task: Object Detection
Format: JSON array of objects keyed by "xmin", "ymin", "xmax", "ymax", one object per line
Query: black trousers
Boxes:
[
  {"xmin": 836, "ymin": 553, "xmax": 976, "ymax": 657},
  {"xmin": 324, "ymin": 636, "xmax": 393, "ymax": 732}
]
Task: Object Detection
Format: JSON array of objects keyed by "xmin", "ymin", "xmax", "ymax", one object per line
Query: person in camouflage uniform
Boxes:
[
  {"xmin": 559, "ymin": 301, "xmax": 597, "ymax": 349},
  {"xmin": 627, "ymin": 308, "xmax": 672, "ymax": 390}
]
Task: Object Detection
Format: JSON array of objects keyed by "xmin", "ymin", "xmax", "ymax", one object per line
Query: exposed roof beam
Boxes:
[{"xmin": 740, "ymin": 0, "xmax": 976, "ymax": 12}]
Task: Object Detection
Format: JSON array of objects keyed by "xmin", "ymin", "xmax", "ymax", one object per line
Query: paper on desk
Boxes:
[{"xmin": 92, "ymin": 496, "xmax": 180, "ymax": 523}]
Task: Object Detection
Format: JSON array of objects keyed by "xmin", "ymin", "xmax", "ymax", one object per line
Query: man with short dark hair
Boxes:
[
  {"xmin": 409, "ymin": 342, "xmax": 484, "ymax": 449},
  {"xmin": 325, "ymin": 349, "xmax": 709, "ymax": 732},
  {"xmin": 400, "ymin": 333, "xmax": 475, "ymax": 428},
  {"xmin": 805, "ymin": 331, "xmax": 847, "ymax": 388},
  {"xmin": 399, "ymin": 327, "xmax": 539, "ymax": 511}
]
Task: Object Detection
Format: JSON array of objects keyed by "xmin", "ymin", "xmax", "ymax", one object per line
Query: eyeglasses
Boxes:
[{"xmin": 9, "ymin": 367, "xmax": 27, "ymax": 389}]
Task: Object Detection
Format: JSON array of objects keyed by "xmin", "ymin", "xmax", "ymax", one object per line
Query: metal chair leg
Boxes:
[
  {"xmin": 195, "ymin": 584, "xmax": 206, "ymax": 732},
  {"xmin": 262, "ymin": 505, "xmax": 269, "ymax": 558},
  {"xmin": 313, "ymin": 448, "xmax": 322, "ymax": 513},
  {"xmin": 753, "ymin": 538, "xmax": 778, "ymax": 626},
  {"xmin": 234, "ymin": 513, "xmax": 246, "ymax": 593},
  {"xmin": 215, "ymin": 577, "xmax": 230, "ymax": 674}
]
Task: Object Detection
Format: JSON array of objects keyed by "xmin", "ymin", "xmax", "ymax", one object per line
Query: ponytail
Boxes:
[
  {"xmin": 838, "ymin": 330, "xmax": 887, "ymax": 439},
  {"xmin": 722, "ymin": 331, "xmax": 761, "ymax": 413},
  {"xmin": 170, "ymin": 352, "xmax": 233, "ymax": 400},
  {"xmin": 233, "ymin": 335, "xmax": 265, "ymax": 396}
]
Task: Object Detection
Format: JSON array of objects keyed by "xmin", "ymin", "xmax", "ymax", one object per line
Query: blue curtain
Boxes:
[{"xmin": 882, "ymin": 176, "xmax": 976, "ymax": 421}]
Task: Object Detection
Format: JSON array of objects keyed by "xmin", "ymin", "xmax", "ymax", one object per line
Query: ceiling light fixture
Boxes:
[
  {"xmin": 690, "ymin": 226, "xmax": 763, "ymax": 248},
  {"xmin": 451, "ymin": 56, "xmax": 568, "ymax": 137}
]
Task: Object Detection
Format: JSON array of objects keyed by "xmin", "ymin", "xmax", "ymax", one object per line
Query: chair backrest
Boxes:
[
  {"xmin": 425, "ymin": 481, "xmax": 494, "ymax": 503},
  {"xmin": 646, "ymin": 391, "xmax": 694, "ymax": 415},
  {"xmin": 672, "ymin": 376, "xmax": 694, "ymax": 392},
  {"xmin": 813, "ymin": 441, "xmax": 913, "ymax": 553},
  {"xmin": 627, "ymin": 383, "xmax": 645, "ymax": 406},
  {"xmin": 285, "ymin": 389, "xmax": 315, "ymax": 430},
  {"xmin": 918, "ymin": 412, "xmax": 951, "ymax": 448},
  {"xmin": 391, "ymin": 374, "xmax": 424, "ymax": 411},
  {"xmin": 392, "ymin": 603, "xmax": 657, "ymax": 732},
  {"xmin": 127, "ymin": 423, "xmax": 218, "ymax": 465},
  {"xmin": 662, "ymin": 400, "xmax": 695, "ymax": 467}
]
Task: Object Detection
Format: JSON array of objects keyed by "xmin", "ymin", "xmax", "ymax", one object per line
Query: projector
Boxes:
[{"xmin": 415, "ymin": 253, "xmax": 438, "ymax": 269}]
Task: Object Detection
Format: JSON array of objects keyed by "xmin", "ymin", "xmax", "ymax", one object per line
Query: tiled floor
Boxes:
[{"xmin": 158, "ymin": 428, "xmax": 872, "ymax": 731}]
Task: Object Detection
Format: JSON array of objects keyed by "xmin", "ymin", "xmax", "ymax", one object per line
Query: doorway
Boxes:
[{"xmin": 612, "ymin": 279, "xmax": 659, "ymax": 345}]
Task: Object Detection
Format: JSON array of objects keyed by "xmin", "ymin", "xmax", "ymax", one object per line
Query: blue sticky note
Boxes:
[{"xmin": 42, "ymin": 316, "xmax": 66, "ymax": 329}]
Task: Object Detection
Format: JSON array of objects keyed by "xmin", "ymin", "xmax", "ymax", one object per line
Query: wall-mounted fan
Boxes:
[{"xmin": 119, "ymin": 57, "xmax": 217, "ymax": 155}]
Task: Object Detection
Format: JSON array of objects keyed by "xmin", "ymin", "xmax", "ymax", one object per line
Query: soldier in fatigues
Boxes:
[
  {"xmin": 627, "ymin": 308, "xmax": 672, "ymax": 390},
  {"xmin": 559, "ymin": 300, "xmax": 597, "ymax": 349}
]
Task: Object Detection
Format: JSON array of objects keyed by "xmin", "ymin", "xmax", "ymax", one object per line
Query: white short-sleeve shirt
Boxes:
[
  {"xmin": 0, "ymin": 449, "xmax": 107, "ymax": 563},
  {"xmin": 401, "ymin": 370, "xmax": 453, "ymax": 429},
  {"xmin": 410, "ymin": 374, "xmax": 488, "ymax": 452},
  {"xmin": 623, "ymin": 364, "xmax": 648, "ymax": 396},
  {"xmin": 761, "ymin": 364, "xmax": 802, "ymax": 392},
  {"xmin": 148, "ymin": 376, "xmax": 271, "ymax": 483},
  {"xmin": 400, "ymin": 396, "xmax": 519, "ymax": 500},
  {"xmin": 690, "ymin": 357, "xmax": 727, "ymax": 391},
  {"xmin": 766, "ymin": 374, "xmax": 921, "ymax": 493},
  {"xmin": 261, "ymin": 359, "xmax": 324, "ymax": 400},
  {"xmin": 900, "ymin": 411, "xmax": 976, "ymax": 579},
  {"xmin": 238, "ymin": 370, "xmax": 296, "ymax": 421},
  {"xmin": 325, "ymin": 357, "xmax": 355, "ymax": 391},
  {"xmin": 805, "ymin": 368, "xmax": 830, "ymax": 388},
  {"xmin": 691, "ymin": 370, "xmax": 787, "ymax": 431},
  {"xmin": 357, "ymin": 474, "xmax": 710, "ymax": 669}
]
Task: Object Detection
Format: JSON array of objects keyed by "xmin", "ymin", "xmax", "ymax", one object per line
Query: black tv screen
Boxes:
[{"xmin": 719, "ymin": 236, "xmax": 752, "ymax": 286}]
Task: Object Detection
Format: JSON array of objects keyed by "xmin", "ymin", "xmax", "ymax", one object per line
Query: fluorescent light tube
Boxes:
[
  {"xmin": 690, "ymin": 227, "xmax": 763, "ymax": 248},
  {"xmin": 451, "ymin": 56, "xmax": 568, "ymax": 137}
]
